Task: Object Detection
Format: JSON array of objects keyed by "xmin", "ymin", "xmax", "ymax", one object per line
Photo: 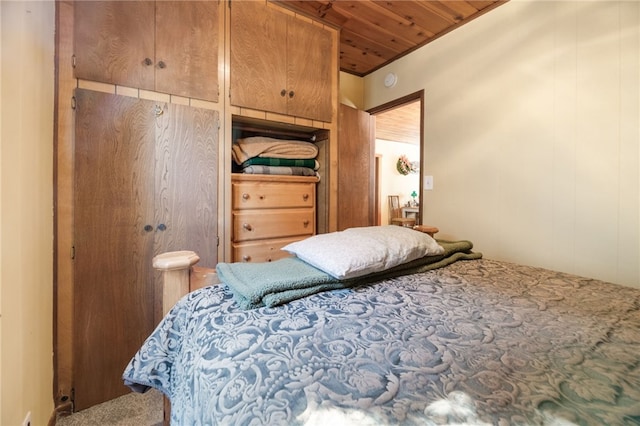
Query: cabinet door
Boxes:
[
  {"xmin": 230, "ymin": 1, "xmax": 287, "ymax": 115},
  {"xmin": 73, "ymin": 90, "xmax": 219, "ymax": 410},
  {"xmin": 74, "ymin": 1, "xmax": 155, "ymax": 90},
  {"xmin": 287, "ymin": 17, "xmax": 333, "ymax": 122},
  {"xmin": 154, "ymin": 102, "xmax": 219, "ymax": 269},
  {"xmin": 230, "ymin": 2, "xmax": 333, "ymax": 121},
  {"xmin": 155, "ymin": 1, "xmax": 219, "ymax": 102},
  {"xmin": 73, "ymin": 89, "xmax": 156, "ymax": 410}
]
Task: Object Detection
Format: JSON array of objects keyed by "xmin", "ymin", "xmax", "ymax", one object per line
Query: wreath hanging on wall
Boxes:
[{"xmin": 396, "ymin": 155, "xmax": 417, "ymax": 175}]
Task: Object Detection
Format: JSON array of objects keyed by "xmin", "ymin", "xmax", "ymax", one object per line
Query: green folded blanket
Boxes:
[
  {"xmin": 216, "ymin": 240, "xmax": 481, "ymax": 310},
  {"xmin": 241, "ymin": 157, "xmax": 319, "ymax": 170}
]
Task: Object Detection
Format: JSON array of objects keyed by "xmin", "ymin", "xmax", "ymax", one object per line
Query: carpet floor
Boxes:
[{"xmin": 56, "ymin": 389, "xmax": 163, "ymax": 426}]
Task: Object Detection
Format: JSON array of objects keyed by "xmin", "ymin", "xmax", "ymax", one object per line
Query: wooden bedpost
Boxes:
[
  {"xmin": 152, "ymin": 250, "xmax": 200, "ymax": 426},
  {"xmin": 153, "ymin": 250, "xmax": 201, "ymax": 316}
]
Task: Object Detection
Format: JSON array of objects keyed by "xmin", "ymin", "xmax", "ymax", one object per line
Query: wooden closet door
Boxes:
[
  {"xmin": 73, "ymin": 89, "xmax": 156, "ymax": 410},
  {"xmin": 337, "ymin": 104, "xmax": 375, "ymax": 231},
  {"xmin": 230, "ymin": 1, "xmax": 287, "ymax": 114},
  {"xmin": 155, "ymin": 1, "xmax": 220, "ymax": 102},
  {"xmin": 74, "ymin": 1, "xmax": 155, "ymax": 90},
  {"xmin": 154, "ymin": 103, "xmax": 219, "ymax": 270}
]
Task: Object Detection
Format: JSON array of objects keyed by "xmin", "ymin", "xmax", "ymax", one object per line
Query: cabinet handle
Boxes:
[
  {"xmin": 242, "ymin": 255, "xmax": 251, "ymax": 262},
  {"xmin": 242, "ymin": 193, "xmax": 250, "ymax": 200},
  {"xmin": 157, "ymin": 223, "xmax": 167, "ymax": 231},
  {"xmin": 143, "ymin": 57, "xmax": 153, "ymax": 66},
  {"xmin": 288, "ymin": 90, "xmax": 295, "ymax": 98},
  {"xmin": 157, "ymin": 60, "xmax": 166, "ymax": 69},
  {"xmin": 143, "ymin": 224, "xmax": 153, "ymax": 232},
  {"xmin": 303, "ymin": 220, "xmax": 310, "ymax": 227},
  {"xmin": 302, "ymin": 194, "xmax": 309, "ymax": 201},
  {"xmin": 243, "ymin": 223, "xmax": 253, "ymax": 231},
  {"xmin": 280, "ymin": 89, "xmax": 287, "ymax": 97}
]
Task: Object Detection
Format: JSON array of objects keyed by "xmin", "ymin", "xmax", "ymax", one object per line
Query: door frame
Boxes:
[{"xmin": 368, "ymin": 90, "xmax": 425, "ymax": 225}]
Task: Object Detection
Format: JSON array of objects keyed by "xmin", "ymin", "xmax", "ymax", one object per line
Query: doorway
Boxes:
[{"xmin": 369, "ymin": 91, "xmax": 424, "ymax": 226}]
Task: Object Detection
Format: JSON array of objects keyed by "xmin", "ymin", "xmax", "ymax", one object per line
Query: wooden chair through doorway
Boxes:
[{"xmin": 388, "ymin": 195, "xmax": 416, "ymax": 227}]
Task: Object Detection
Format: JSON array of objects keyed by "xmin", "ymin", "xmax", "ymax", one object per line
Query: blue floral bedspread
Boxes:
[{"xmin": 123, "ymin": 259, "xmax": 640, "ymax": 425}]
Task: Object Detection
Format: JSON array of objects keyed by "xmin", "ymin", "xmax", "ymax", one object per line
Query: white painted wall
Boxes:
[
  {"xmin": 364, "ymin": 1, "xmax": 639, "ymax": 288},
  {"xmin": 1, "ymin": 1, "xmax": 55, "ymax": 425}
]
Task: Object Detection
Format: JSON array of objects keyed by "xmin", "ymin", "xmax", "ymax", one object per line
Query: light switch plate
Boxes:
[{"xmin": 424, "ymin": 175, "xmax": 434, "ymax": 190}]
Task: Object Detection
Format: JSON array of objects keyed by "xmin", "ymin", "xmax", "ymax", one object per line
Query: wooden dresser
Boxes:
[{"xmin": 231, "ymin": 174, "xmax": 319, "ymax": 262}]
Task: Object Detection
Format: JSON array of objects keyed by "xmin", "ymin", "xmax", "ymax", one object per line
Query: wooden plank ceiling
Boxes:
[
  {"xmin": 274, "ymin": 0, "xmax": 507, "ymax": 76},
  {"xmin": 375, "ymin": 100, "xmax": 421, "ymax": 144}
]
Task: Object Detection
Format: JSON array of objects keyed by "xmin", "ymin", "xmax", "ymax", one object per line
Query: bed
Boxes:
[{"xmin": 123, "ymin": 226, "xmax": 640, "ymax": 425}]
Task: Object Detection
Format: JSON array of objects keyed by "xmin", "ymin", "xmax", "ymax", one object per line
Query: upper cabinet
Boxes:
[
  {"xmin": 74, "ymin": 1, "xmax": 220, "ymax": 102},
  {"xmin": 230, "ymin": 1, "xmax": 333, "ymax": 122}
]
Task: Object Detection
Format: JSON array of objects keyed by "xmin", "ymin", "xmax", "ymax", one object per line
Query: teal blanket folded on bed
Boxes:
[{"xmin": 216, "ymin": 240, "xmax": 481, "ymax": 309}]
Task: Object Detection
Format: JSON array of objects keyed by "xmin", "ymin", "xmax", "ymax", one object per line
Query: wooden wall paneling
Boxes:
[{"xmin": 73, "ymin": 89, "xmax": 157, "ymax": 411}]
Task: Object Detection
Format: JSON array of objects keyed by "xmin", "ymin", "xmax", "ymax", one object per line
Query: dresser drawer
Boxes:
[
  {"xmin": 232, "ymin": 236, "xmax": 303, "ymax": 263},
  {"xmin": 233, "ymin": 209, "xmax": 315, "ymax": 242},
  {"xmin": 233, "ymin": 181, "xmax": 315, "ymax": 209}
]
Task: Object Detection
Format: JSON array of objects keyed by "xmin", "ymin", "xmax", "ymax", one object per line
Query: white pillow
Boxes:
[{"xmin": 282, "ymin": 225, "xmax": 444, "ymax": 279}]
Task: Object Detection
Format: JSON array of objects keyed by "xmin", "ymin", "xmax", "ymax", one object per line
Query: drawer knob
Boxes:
[
  {"xmin": 242, "ymin": 255, "xmax": 251, "ymax": 262},
  {"xmin": 303, "ymin": 220, "xmax": 310, "ymax": 227},
  {"xmin": 243, "ymin": 223, "xmax": 253, "ymax": 231},
  {"xmin": 242, "ymin": 193, "xmax": 250, "ymax": 200},
  {"xmin": 302, "ymin": 194, "xmax": 309, "ymax": 201}
]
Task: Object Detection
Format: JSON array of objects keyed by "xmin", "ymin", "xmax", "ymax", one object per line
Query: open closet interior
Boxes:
[{"xmin": 229, "ymin": 116, "xmax": 331, "ymax": 263}]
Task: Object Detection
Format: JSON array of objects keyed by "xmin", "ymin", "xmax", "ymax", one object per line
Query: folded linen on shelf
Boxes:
[
  {"xmin": 241, "ymin": 157, "xmax": 320, "ymax": 170},
  {"xmin": 232, "ymin": 136, "xmax": 318, "ymax": 164},
  {"xmin": 242, "ymin": 165, "xmax": 318, "ymax": 177}
]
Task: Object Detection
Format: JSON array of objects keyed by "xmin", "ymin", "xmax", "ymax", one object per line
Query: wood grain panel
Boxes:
[
  {"xmin": 54, "ymin": 0, "xmax": 76, "ymax": 410},
  {"xmin": 233, "ymin": 181, "xmax": 315, "ymax": 209},
  {"xmin": 375, "ymin": 101, "xmax": 421, "ymax": 145},
  {"xmin": 74, "ymin": 1, "xmax": 155, "ymax": 89},
  {"xmin": 230, "ymin": 1, "xmax": 287, "ymax": 114},
  {"xmin": 287, "ymin": 17, "xmax": 333, "ymax": 121},
  {"xmin": 73, "ymin": 89, "xmax": 156, "ymax": 411},
  {"xmin": 155, "ymin": 1, "xmax": 219, "ymax": 102},
  {"xmin": 233, "ymin": 209, "xmax": 315, "ymax": 242},
  {"xmin": 334, "ymin": 2, "xmax": 431, "ymax": 48},
  {"xmin": 154, "ymin": 103, "xmax": 219, "ymax": 269},
  {"xmin": 337, "ymin": 104, "xmax": 375, "ymax": 231},
  {"xmin": 232, "ymin": 237, "xmax": 301, "ymax": 263}
]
